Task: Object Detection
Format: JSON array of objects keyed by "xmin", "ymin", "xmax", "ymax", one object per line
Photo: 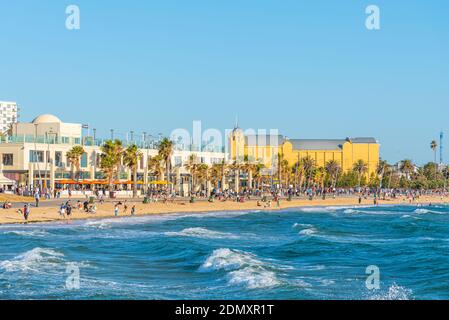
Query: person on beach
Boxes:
[
  {"xmin": 123, "ymin": 200, "xmax": 128, "ymax": 214},
  {"xmin": 24, "ymin": 204, "xmax": 30, "ymax": 221},
  {"xmin": 114, "ymin": 204, "xmax": 119, "ymax": 217},
  {"xmin": 34, "ymin": 191, "xmax": 40, "ymax": 207},
  {"xmin": 131, "ymin": 205, "xmax": 136, "ymax": 216},
  {"xmin": 66, "ymin": 203, "xmax": 72, "ymax": 223},
  {"xmin": 59, "ymin": 203, "xmax": 66, "ymax": 218}
]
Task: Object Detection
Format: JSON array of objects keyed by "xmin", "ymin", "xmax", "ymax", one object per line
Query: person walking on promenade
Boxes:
[{"xmin": 34, "ymin": 191, "xmax": 40, "ymax": 207}]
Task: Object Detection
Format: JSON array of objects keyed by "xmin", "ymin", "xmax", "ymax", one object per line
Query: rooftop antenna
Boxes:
[
  {"xmin": 440, "ymin": 131, "xmax": 444, "ymax": 164},
  {"xmin": 234, "ymin": 116, "xmax": 239, "ymax": 129}
]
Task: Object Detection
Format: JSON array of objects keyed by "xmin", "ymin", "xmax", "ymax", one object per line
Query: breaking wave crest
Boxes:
[
  {"xmin": 369, "ymin": 283, "xmax": 413, "ymax": 300},
  {"xmin": 0, "ymin": 247, "xmax": 65, "ymax": 272},
  {"xmin": 201, "ymin": 248, "xmax": 281, "ymax": 289},
  {"xmin": 165, "ymin": 228, "xmax": 240, "ymax": 240}
]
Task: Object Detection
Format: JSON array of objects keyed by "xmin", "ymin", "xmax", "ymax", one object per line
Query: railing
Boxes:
[{"xmin": 1, "ymin": 135, "xmax": 226, "ymax": 153}]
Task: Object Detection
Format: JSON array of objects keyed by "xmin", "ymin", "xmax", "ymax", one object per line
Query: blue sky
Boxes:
[{"xmin": 1, "ymin": 1, "xmax": 448, "ymax": 165}]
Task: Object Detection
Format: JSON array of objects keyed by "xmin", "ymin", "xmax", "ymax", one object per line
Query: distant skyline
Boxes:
[{"xmin": 1, "ymin": 1, "xmax": 448, "ymax": 165}]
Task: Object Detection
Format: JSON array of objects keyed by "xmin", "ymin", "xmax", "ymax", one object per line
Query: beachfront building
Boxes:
[
  {"xmin": 229, "ymin": 126, "xmax": 380, "ymax": 182},
  {"xmin": 0, "ymin": 114, "xmax": 226, "ymax": 196},
  {"xmin": 0, "ymin": 101, "xmax": 19, "ymax": 134}
]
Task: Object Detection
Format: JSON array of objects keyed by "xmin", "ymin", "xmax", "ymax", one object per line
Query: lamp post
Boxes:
[
  {"xmin": 45, "ymin": 129, "xmax": 57, "ymax": 193},
  {"xmin": 34, "ymin": 123, "xmax": 43, "ymax": 191}
]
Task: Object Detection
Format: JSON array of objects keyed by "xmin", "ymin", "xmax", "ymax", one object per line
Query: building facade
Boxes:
[
  {"xmin": 229, "ymin": 127, "xmax": 380, "ymax": 180},
  {"xmin": 0, "ymin": 114, "xmax": 226, "ymax": 195},
  {"xmin": 0, "ymin": 101, "xmax": 18, "ymax": 134}
]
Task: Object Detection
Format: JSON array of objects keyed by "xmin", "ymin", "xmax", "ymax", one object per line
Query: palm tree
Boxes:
[
  {"xmin": 99, "ymin": 139, "xmax": 124, "ymax": 187},
  {"xmin": 431, "ymin": 140, "xmax": 438, "ymax": 176},
  {"xmin": 352, "ymin": 159, "xmax": 368, "ymax": 187},
  {"xmin": 123, "ymin": 144, "xmax": 143, "ymax": 198},
  {"xmin": 157, "ymin": 138, "xmax": 174, "ymax": 192},
  {"xmin": 376, "ymin": 159, "xmax": 389, "ymax": 188},
  {"xmin": 292, "ymin": 158, "xmax": 304, "ymax": 191},
  {"xmin": 148, "ymin": 155, "xmax": 164, "ymax": 181},
  {"xmin": 325, "ymin": 160, "xmax": 341, "ymax": 188},
  {"xmin": 314, "ymin": 167, "xmax": 325, "ymax": 190},
  {"xmin": 197, "ymin": 164, "xmax": 210, "ymax": 194},
  {"xmin": 185, "ymin": 154, "xmax": 200, "ymax": 194},
  {"xmin": 302, "ymin": 156, "xmax": 315, "ymax": 189},
  {"xmin": 66, "ymin": 145, "xmax": 85, "ymax": 180},
  {"xmin": 209, "ymin": 164, "xmax": 223, "ymax": 189},
  {"xmin": 252, "ymin": 163, "xmax": 265, "ymax": 189},
  {"xmin": 400, "ymin": 159, "xmax": 414, "ymax": 180}
]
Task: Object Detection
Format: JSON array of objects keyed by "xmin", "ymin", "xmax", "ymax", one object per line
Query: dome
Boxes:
[{"xmin": 32, "ymin": 114, "xmax": 62, "ymax": 124}]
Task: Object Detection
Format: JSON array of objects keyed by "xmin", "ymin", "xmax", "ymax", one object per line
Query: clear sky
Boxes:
[{"xmin": 1, "ymin": 1, "xmax": 448, "ymax": 165}]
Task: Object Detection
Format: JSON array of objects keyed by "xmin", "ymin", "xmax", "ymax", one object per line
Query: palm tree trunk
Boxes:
[{"xmin": 133, "ymin": 167, "xmax": 138, "ymax": 198}]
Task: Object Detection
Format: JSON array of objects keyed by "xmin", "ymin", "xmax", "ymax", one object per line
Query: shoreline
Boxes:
[{"xmin": 1, "ymin": 195, "xmax": 448, "ymax": 226}]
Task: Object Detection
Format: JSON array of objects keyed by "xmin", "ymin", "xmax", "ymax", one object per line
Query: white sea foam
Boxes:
[
  {"xmin": 4, "ymin": 229, "xmax": 49, "ymax": 237},
  {"xmin": 202, "ymin": 248, "xmax": 261, "ymax": 271},
  {"xmin": 414, "ymin": 208, "xmax": 441, "ymax": 214},
  {"xmin": 201, "ymin": 248, "xmax": 281, "ymax": 289},
  {"xmin": 0, "ymin": 247, "xmax": 65, "ymax": 272},
  {"xmin": 299, "ymin": 228, "xmax": 317, "ymax": 236},
  {"xmin": 293, "ymin": 223, "xmax": 313, "ymax": 229},
  {"xmin": 165, "ymin": 227, "xmax": 240, "ymax": 240},
  {"xmin": 228, "ymin": 267, "xmax": 280, "ymax": 289},
  {"xmin": 370, "ymin": 283, "xmax": 413, "ymax": 300}
]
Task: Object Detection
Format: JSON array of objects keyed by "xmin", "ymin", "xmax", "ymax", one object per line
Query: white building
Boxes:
[
  {"xmin": 0, "ymin": 101, "xmax": 18, "ymax": 134},
  {"xmin": 0, "ymin": 113, "xmax": 227, "ymax": 196}
]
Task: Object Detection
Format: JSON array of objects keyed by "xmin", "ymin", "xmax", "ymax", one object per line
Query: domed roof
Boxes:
[{"xmin": 32, "ymin": 114, "xmax": 62, "ymax": 124}]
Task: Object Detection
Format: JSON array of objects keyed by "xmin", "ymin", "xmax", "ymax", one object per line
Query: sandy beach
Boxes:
[{"xmin": 1, "ymin": 195, "xmax": 448, "ymax": 225}]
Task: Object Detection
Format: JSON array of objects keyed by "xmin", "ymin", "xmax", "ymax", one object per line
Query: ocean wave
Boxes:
[
  {"xmin": 228, "ymin": 267, "xmax": 280, "ymax": 289},
  {"xmin": 3, "ymin": 229, "xmax": 49, "ymax": 237},
  {"xmin": 165, "ymin": 227, "xmax": 240, "ymax": 240},
  {"xmin": 414, "ymin": 208, "xmax": 442, "ymax": 214},
  {"xmin": 0, "ymin": 247, "xmax": 91, "ymax": 273},
  {"xmin": 299, "ymin": 228, "xmax": 317, "ymax": 236},
  {"xmin": 293, "ymin": 223, "xmax": 313, "ymax": 229},
  {"xmin": 0, "ymin": 247, "xmax": 65, "ymax": 272},
  {"xmin": 369, "ymin": 283, "xmax": 413, "ymax": 300},
  {"xmin": 201, "ymin": 248, "xmax": 281, "ymax": 289}
]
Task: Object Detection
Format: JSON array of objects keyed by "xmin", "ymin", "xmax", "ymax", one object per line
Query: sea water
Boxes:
[{"xmin": 1, "ymin": 204, "xmax": 449, "ymax": 300}]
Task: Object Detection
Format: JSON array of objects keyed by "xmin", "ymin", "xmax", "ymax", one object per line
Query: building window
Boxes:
[
  {"xmin": 2, "ymin": 154, "xmax": 13, "ymax": 166},
  {"xmin": 55, "ymin": 152, "xmax": 63, "ymax": 167},
  {"xmin": 81, "ymin": 153, "xmax": 88, "ymax": 168},
  {"xmin": 30, "ymin": 150, "xmax": 44, "ymax": 163}
]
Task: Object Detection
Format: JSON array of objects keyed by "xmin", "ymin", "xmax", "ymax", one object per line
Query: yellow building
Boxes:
[{"xmin": 229, "ymin": 128, "xmax": 380, "ymax": 178}]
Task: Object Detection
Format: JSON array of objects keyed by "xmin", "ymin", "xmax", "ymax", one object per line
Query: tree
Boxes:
[
  {"xmin": 148, "ymin": 155, "xmax": 164, "ymax": 181},
  {"xmin": 352, "ymin": 159, "xmax": 368, "ymax": 187},
  {"xmin": 185, "ymin": 154, "xmax": 200, "ymax": 194},
  {"xmin": 123, "ymin": 144, "xmax": 143, "ymax": 198},
  {"xmin": 400, "ymin": 159, "xmax": 414, "ymax": 180},
  {"xmin": 431, "ymin": 140, "xmax": 438, "ymax": 176},
  {"xmin": 66, "ymin": 145, "xmax": 85, "ymax": 180},
  {"xmin": 325, "ymin": 160, "xmax": 341, "ymax": 188},
  {"xmin": 99, "ymin": 139, "xmax": 124, "ymax": 187},
  {"xmin": 376, "ymin": 159, "xmax": 390, "ymax": 188},
  {"xmin": 157, "ymin": 138, "xmax": 174, "ymax": 192},
  {"xmin": 302, "ymin": 156, "xmax": 315, "ymax": 189}
]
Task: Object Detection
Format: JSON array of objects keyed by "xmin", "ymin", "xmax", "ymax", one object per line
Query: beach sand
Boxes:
[{"xmin": 1, "ymin": 195, "xmax": 448, "ymax": 225}]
